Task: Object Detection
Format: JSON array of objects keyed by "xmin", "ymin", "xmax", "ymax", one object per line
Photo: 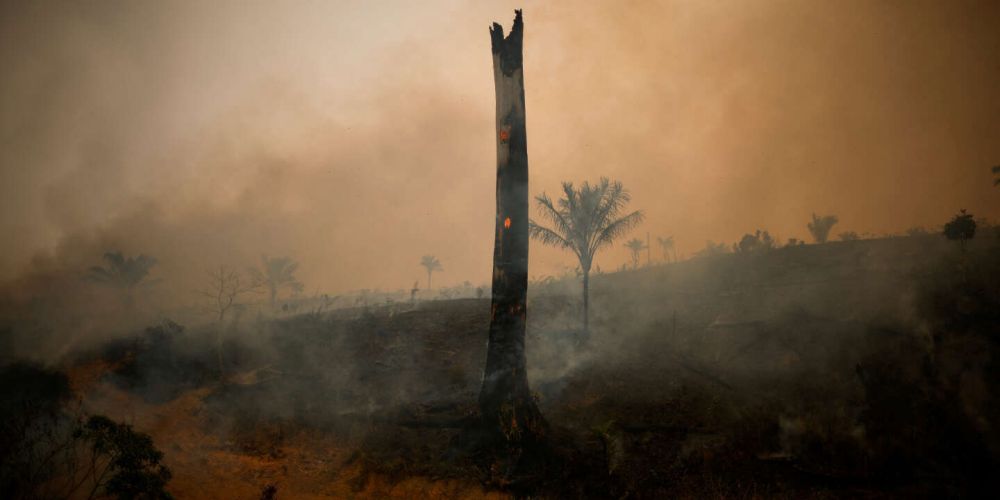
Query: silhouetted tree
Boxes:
[
  {"xmin": 248, "ymin": 256, "xmax": 303, "ymax": 309},
  {"xmin": 0, "ymin": 362, "xmax": 73, "ymax": 497},
  {"xmin": 734, "ymin": 230, "xmax": 775, "ymax": 254},
  {"xmin": 0, "ymin": 364, "xmax": 171, "ymax": 499},
  {"xmin": 657, "ymin": 235, "xmax": 676, "ymax": 263},
  {"xmin": 646, "ymin": 232, "xmax": 652, "ymax": 266},
  {"xmin": 76, "ymin": 415, "xmax": 172, "ymax": 500},
  {"xmin": 201, "ymin": 266, "xmax": 260, "ymax": 323},
  {"xmin": 87, "ymin": 251, "xmax": 157, "ymax": 309},
  {"xmin": 807, "ymin": 213, "xmax": 839, "ymax": 243},
  {"xmin": 529, "ymin": 177, "xmax": 644, "ymax": 332},
  {"xmin": 199, "ymin": 265, "xmax": 260, "ymax": 375},
  {"xmin": 625, "ymin": 238, "xmax": 647, "ymax": 269},
  {"xmin": 419, "ymin": 255, "xmax": 442, "ymax": 290},
  {"xmin": 944, "ymin": 209, "xmax": 976, "ymax": 250}
]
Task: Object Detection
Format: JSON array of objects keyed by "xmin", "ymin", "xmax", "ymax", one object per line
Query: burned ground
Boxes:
[{"xmin": 3, "ymin": 233, "xmax": 998, "ymax": 498}]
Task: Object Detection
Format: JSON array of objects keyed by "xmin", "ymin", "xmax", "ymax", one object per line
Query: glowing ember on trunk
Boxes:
[{"xmin": 504, "ymin": 217, "xmax": 511, "ymax": 229}]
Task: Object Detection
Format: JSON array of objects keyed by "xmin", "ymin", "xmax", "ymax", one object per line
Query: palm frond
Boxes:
[
  {"xmin": 534, "ymin": 193, "xmax": 573, "ymax": 237},
  {"xmin": 587, "ymin": 179, "xmax": 630, "ymax": 250},
  {"xmin": 592, "ymin": 210, "xmax": 644, "ymax": 253},
  {"xmin": 87, "ymin": 267, "xmax": 112, "ymax": 282},
  {"xmin": 420, "ymin": 255, "xmax": 442, "ymax": 272},
  {"xmin": 258, "ymin": 255, "xmax": 302, "ymax": 289},
  {"xmin": 103, "ymin": 252, "xmax": 125, "ymax": 268},
  {"xmin": 624, "ymin": 238, "xmax": 646, "ymax": 250},
  {"xmin": 532, "ymin": 178, "xmax": 643, "ymax": 272},
  {"xmin": 529, "ymin": 220, "xmax": 579, "ymax": 259}
]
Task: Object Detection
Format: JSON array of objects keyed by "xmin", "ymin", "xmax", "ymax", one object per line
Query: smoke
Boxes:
[
  {"xmin": 1, "ymin": 0, "xmax": 998, "ymax": 346},
  {"xmin": 3, "ymin": 5, "xmax": 999, "ymax": 497}
]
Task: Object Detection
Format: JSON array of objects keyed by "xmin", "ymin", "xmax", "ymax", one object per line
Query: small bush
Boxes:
[
  {"xmin": 943, "ymin": 209, "xmax": 976, "ymax": 249},
  {"xmin": 0, "ymin": 363, "xmax": 172, "ymax": 499},
  {"xmin": 733, "ymin": 230, "xmax": 775, "ymax": 254},
  {"xmin": 78, "ymin": 415, "xmax": 173, "ymax": 500}
]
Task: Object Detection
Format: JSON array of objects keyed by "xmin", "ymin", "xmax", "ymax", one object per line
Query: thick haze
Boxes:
[{"xmin": 2, "ymin": 0, "xmax": 999, "ymax": 298}]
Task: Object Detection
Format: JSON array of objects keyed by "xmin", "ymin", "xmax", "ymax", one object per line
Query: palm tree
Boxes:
[
  {"xmin": 87, "ymin": 251, "xmax": 157, "ymax": 308},
  {"xmin": 248, "ymin": 255, "xmax": 303, "ymax": 309},
  {"xmin": 807, "ymin": 213, "xmax": 839, "ymax": 243},
  {"xmin": 657, "ymin": 235, "xmax": 675, "ymax": 263},
  {"xmin": 529, "ymin": 177, "xmax": 644, "ymax": 332},
  {"xmin": 420, "ymin": 255, "xmax": 442, "ymax": 290},
  {"xmin": 625, "ymin": 238, "xmax": 647, "ymax": 269}
]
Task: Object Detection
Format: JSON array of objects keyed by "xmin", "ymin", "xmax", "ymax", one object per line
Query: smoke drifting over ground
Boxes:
[
  {"xmin": 2, "ymin": 1, "xmax": 999, "ymax": 298},
  {"xmin": 1, "ymin": 3, "xmax": 999, "ymax": 496}
]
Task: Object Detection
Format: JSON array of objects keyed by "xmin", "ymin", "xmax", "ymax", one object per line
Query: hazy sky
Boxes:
[{"xmin": 2, "ymin": 0, "xmax": 998, "ymax": 296}]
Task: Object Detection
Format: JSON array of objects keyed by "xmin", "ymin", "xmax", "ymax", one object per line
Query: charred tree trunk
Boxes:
[
  {"xmin": 478, "ymin": 10, "xmax": 544, "ymax": 446},
  {"xmin": 582, "ymin": 268, "xmax": 590, "ymax": 334}
]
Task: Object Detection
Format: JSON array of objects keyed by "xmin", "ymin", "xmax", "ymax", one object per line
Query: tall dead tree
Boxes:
[{"xmin": 479, "ymin": 10, "xmax": 544, "ymax": 445}]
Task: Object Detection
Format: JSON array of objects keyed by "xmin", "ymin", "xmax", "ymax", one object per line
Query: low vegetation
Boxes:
[
  {"xmin": 943, "ymin": 209, "xmax": 976, "ymax": 249},
  {"xmin": 807, "ymin": 213, "xmax": 839, "ymax": 243},
  {"xmin": 0, "ymin": 363, "xmax": 172, "ymax": 499},
  {"xmin": 1, "ymin": 224, "xmax": 991, "ymax": 497}
]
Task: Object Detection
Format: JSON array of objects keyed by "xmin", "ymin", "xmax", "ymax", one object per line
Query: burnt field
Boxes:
[
  {"xmin": 3, "ymin": 3, "xmax": 1000, "ymax": 499},
  {"xmin": 2, "ymin": 233, "xmax": 991, "ymax": 498}
]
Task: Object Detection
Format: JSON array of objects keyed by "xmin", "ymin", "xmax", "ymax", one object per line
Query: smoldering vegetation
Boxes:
[
  {"xmin": 3, "ymin": 1, "xmax": 999, "ymax": 497},
  {"xmin": 2, "ymin": 227, "xmax": 997, "ymax": 498},
  {"xmin": 542, "ymin": 233, "xmax": 1000, "ymax": 497}
]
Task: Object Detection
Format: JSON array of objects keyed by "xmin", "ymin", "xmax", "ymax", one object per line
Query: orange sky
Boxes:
[{"xmin": 2, "ymin": 0, "xmax": 998, "ymax": 297}]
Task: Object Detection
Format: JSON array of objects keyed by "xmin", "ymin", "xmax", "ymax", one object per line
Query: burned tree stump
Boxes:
[{"xmin": 478, "ymin": 10, "xmax": 545, "ymax": 447}]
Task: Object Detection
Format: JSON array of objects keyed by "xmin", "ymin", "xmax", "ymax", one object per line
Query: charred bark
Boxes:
[
  {"xmin": 478, "ymin": 10, "xmax": 544, "ymax": 447},
  {"xmin": 582, "ymin": 269, "xmax": 590, "ymax": 335}
]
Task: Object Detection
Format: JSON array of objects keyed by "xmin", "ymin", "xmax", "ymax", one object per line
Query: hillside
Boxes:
[{"xmin": 17, "ymin": 233, "xmax": 1000, "ymax": 497}]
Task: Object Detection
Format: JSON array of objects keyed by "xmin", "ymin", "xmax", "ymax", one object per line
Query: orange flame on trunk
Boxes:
[{"xmin": 504, "ymin": 217, "xmax": 511, "ymax": 229}]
